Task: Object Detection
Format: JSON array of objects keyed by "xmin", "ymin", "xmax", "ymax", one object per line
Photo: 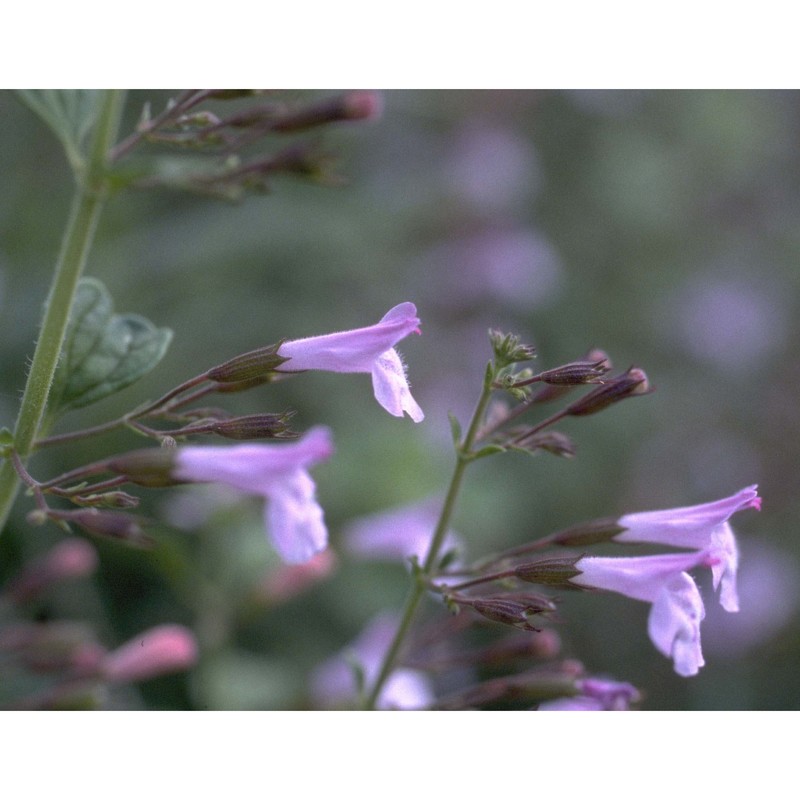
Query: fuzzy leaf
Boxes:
[
  {"xmin": 448, "ymin": 411, "xmax": 462, "ymax": 447},
  {"xmin": 16, "ymin": 90, "xmax": 102, "ymax": 171},
  {"xmin": 50, "ymin": 278, "xmax": 173, "ymax": 413}
]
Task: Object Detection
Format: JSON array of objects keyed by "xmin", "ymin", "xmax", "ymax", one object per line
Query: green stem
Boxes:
[
  {"xmin": 0, "ymin": 90, "xmax": 126, "ymax": 536},
  {"xmin": 362, "ymin": 374, "xmax": 494, "ymax": 710}
]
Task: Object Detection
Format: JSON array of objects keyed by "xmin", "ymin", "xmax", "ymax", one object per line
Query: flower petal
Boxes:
[
  {"xmin": 371, "ymin": 348, "xmax": 424, "ymax": 422},
  {"xmin": 266, "ymin": 470, "xmax": 328, "ymax": 564},
  {"xmin": 647, "ymin": 573, "xmax": 706, "ymax": 677},
  {"xmin": 279, "ymin": 303, "xmax": 421, "ymax": 373},
  {"xmin": 711, "ymin": 522, "xmax": 740, "ymax": 612}
]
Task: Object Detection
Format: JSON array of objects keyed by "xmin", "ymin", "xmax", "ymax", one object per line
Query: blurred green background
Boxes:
[{"xmin": 0, "ymin": 90, "xmax": 797, "ymax": 710}]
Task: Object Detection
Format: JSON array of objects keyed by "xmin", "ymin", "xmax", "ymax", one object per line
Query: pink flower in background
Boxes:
[
  {"xmin": 539, "ymin": 677, "xmax": 640, "ymax": 711},
  {"xmin": 256, "ymin": 550, "xmax": 337, "ymax": 605},
  {"xmin": 572, "ymin": 552, "xmax": 712, "ymax": 677},
  {"xmin": 278, "ymin": 302, "xmax": 424, "ymax": 422},
  {"xmin": 615, "ymin": 485, "xmax": 760, "ymax": 612},
  {"xmin": 5, "ymin": 538, "xmax": 98, "ymax": 604},
  {"xmin": 174, "ymin": 426, "xmax": 334, "ymax": 564},
  {"xmin": 103, "ymin": 625, "xmax": 198, "ymax": 683},
  {"xmin": 311, "ymin": 612, "xmax": 433, "ymax": 710},
  {"xmin": 343, "ymin": 497, "xmax": 461, "ymax": 563}
]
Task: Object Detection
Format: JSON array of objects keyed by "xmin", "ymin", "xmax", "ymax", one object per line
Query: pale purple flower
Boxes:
[
  {"xmin": 615, "ymin": 485, "xmax": 761, "ymax": 613},
  {"xmin": 278, "ymin": 303, "xmax": 424, "ymax": 422},
  {"xmin": 310, "ymin": 612, "xmax": 433, "ymax": 710},
  {"xmin": 343, "ymin": 497, "xmax": 461, "ymax": 563},
  {"xmin": 174, "ymin": 426, "xmax": 334, "ymax": 564},
  {"xmin": 572, "ymin": 552, "xmax": 712, "ymax": 677},
  {"xmin": 539, "ymin": 677, "xmax": 640, "ymax": 711}
]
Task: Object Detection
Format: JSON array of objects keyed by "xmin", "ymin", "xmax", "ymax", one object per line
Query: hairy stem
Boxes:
[
  {"xmin": 0, "ymin": 90, "xmax": 126, "ymax": 536},
  {"xmin": 362, "ymin": 376, "xmax": 494, "ymax": 709}
]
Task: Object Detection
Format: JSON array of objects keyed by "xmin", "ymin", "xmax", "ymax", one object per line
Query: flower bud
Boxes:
[
  {"xmin": 4, "ymin": 539, "xmax": 98, "ymax": 604},
  {"xmin": 489, "ymin": 329, "xmax": 537, "ymax": 367},
  {"xmin": 517, "ymin": 431, "xmax": 576, "ymax": 458},
  {"xmin": 208, "ymin": 413, "xmax": 296, "ymax": 440},
  {"xmin": 585, "ymin": 348, "xmax": 612, "ymax": 371},
  {"xmin": 565, "ymin": 366, "xmax": 652, "ymax": 416},
  {"xmin": 212, "ymin": 374, "xmax": 274, "ymax": 393},
  {"xmin": 474, "ymin": 629, "xmax": 562, "ymax": 667},
  {"xmin": 530, "ymin": 349, "xmax": 612, "ymax": 404},
  {"xmin": 73, "ymin": 491, "xmax": 140, "ymax": 509},
  {"xmin": 536, "ymin": 358, "xmax": 611, "ymax": 386},
  {"xmin": 106, "ymin": 448, "xmax": 178, "ymax": 487},
  {"xmin": 254, "ymin": 550, "xmax": 337, "ymax": 605},
  {"xmin": 207, "ymin": 90, "xmax": 265, "ymax": 100},
  {"xmin": 549, "ymin": 517, "xmax": 627, "ymax": 547},
  {"xmin": 206, "ymin": 343, "xmax": 288, "ymax": 384},
  {"xmin": 58, "ymin": 509, "xmax": 154, "ymax": 548},
  {"xmin": 268, "ymin": 91, "xmax": 383, "ymax": 133},
  {"xmin": 513, "ymin": 555, "xmax": 583, "ymax": 586},
  {"xmin": 457, "ymin": 593, "xmax": 557, "ymax": 632},
  {"xmin": 103, "ymin": 625, "xmax": 198, "ymax": 683},
  {"xmin": 0, "ymin": 621, "xmax": 105, "ymax": 674},
  {"xmin": 435, "ymin": 664, "xmax": 586, "ymax": 710}
]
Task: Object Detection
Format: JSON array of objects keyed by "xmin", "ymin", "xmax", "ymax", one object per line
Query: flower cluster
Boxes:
[
  {"xmin": 442, "ymin": 485, "xmax": 760, "ymax": 680},
  {"xmin": 12, "ymin": 283, "xmax": 762, "ymax": 710}
]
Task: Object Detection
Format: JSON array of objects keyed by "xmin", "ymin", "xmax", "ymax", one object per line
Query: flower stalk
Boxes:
[
  {"xmin": 362, "ymin": 366, "xmax": 494, "ymax": 709},
  {"xmin": 0, "ymin": 90, "xmax": 126, "ymax": 537}
]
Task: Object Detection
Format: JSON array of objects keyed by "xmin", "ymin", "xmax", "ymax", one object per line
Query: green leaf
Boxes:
[
  {"xmin": 16, "ymin": 90, "xmax": 102, "ymax": 172},
  {"xmin": 448, "ymin": 411, "xmax": 462, "ymax": 447},
  {"xmin": 50, "ymin": 278, "xmax": 173, "ymax": 414},
  {"xmin": 469, "ymin": 444, "xmax": 508, "ymax": 461}
]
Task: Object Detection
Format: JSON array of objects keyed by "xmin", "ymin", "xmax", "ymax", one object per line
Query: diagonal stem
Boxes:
[
  {"xmin": 0, "ymin": 90, "xmax": 126, "ymax": 536},
  {"xmin": 362, "ymin": 375, "xmax": 494, "ymax": 709}
]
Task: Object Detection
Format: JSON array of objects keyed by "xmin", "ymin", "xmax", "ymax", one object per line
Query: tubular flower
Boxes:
[
  {"xmin": 174, "ymin": 426, "xmax": 334, "ymax": 564},
  {"xmin": 615, "ymin": 485, "xmax": 760, "ymax": 613},
  {"xmin": 310, "ymin": 612, "xmax": 433, "ymax": 710},
  {"xmin": 103, "ymin": 625, "xmax": 198, "ymax": 683},
  {"xmin": 278, "ymin": 302, "xmax": 424, "ymax": 422},
  {"xmin": 571, "ymin": 552, "xmax": 713, "ymax": 677},
  {"xmin": 538, "ymin": 677, "xmax": 640, "ymax": 711},
  {"xmin": 343, "ymin": 497, "xmax": 461, "ymax": 563}
]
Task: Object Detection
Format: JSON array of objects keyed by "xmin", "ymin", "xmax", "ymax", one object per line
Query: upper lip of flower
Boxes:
[
  {"xmin": 276, "ymin": 303, "xmax": 424, "ymax": 422},
  {"xmin": 614, "ymin": 485, "xmax": 760, "ymax": 614},
  {"xmin": 277, "ymin": 302, "xmax": 421, "ymax": 373}
]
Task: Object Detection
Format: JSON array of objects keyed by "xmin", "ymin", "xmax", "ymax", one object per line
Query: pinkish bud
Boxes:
[
  {"xmin": 255, "ymin": 550, "xmax": 337, "ymax": 605},
  {"xmin": 475, "ymin": 629, "xmax": 563, "ymax": 666},
  {"xmin": 566, "ymin": 366, "xmax": 652, "ymax": 416},
  {"xmin": 103, "ymin": 625, "xmax": 198, "ymax": 683},
  {"xmin": 0, "ymin": 621, "xmax": 105, "ymax": 674},
  {"xmin": 5, "ymin": 539, "xmax": 98, "ymax": 604},
  {"xmin": 267, "ymin": 91, "xmax": 383, "ymax": 133},
  {"xmin": 340, "ymin": 91, "xmax": 383, "ymax": 121}
]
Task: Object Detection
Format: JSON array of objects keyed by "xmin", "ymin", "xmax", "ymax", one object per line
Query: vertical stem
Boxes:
[
  {"xmin": 0, "ymin": 90, "xmax": 126, "ymax": 536},
  {"xmin": 363, "ymin": 375, "xmax": 494, "ymax": 709}
]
